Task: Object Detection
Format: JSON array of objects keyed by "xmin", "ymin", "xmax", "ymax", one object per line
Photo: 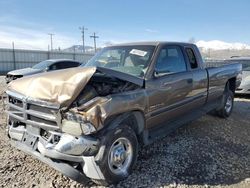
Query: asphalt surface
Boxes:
[{"xmin": 0, "ymin": 76, "xmax": 250, "ymax": 188}]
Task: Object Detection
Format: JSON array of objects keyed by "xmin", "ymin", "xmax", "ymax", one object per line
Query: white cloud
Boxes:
[
  {"xmin": 99, "ymin": 39, "xmax": 131, "ymax": 47},
  {"xmin": 145, "ymin": 28, "xmax": 158, "ymax": 33},
  {"xmin": 0, "ymin": 25, "xmax": 78, "ymax": 50}
]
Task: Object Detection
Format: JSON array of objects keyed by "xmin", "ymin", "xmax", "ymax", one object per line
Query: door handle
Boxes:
[
  {"xmin": 163, "ymin": 82, "xmax": 169, "ymax": 86},
  {"xmin": 161, "ymin": 82, "xmax": 172, "ymax": 90}
]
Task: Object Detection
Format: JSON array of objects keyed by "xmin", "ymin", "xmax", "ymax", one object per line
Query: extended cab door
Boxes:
[
  {"xmin": 145, "ymin": 45, "xmax": 194, "ymax": 129},
  {"xmin": 184, "ymin": 46, "xmax": 208, "ymax": 109}
]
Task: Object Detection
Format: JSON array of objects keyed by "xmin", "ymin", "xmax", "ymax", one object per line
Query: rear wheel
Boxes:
[
  {"xmin": 92, "ymin": 125, "xmax": 138, "ymax": 185},
  {"xmin": 217, "ymin": 88, "xmax": 234, "ymax": 118}
]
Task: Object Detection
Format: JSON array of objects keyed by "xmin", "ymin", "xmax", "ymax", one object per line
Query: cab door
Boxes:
[
  {"xmin": 184, "ymin": 46, "xmax": 208, "ymax": 109},
  {"xmin": 145, "ymin": 45, "xmax": 194, "ymax": 129}
]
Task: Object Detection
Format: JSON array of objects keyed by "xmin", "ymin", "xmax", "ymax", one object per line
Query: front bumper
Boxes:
[
  {"xmin": 6, "ymin": 90, "xmax": 106, "ymax": 182},
  {"xmin": 8, "ymin": 125, "xmax": 105, "ymax": 182},
  {"xmin": 10, "ymin": 139, "xmax": 89, "ymax": 184}
]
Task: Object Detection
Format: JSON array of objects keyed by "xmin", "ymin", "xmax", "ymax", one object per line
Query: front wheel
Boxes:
[
  {"xmin": 217, "ymin": 89, "xmax": 234, "ymax": 118},
  {"xmin": 93, "ymin": 125, "xmax": 138, "ymax": 185}
]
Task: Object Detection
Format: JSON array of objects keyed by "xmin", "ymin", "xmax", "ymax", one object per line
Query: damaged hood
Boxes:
[
  {"xmin": 7, "ymin": 67, "xmax": 96, "ymax": 107},
  {"xmin": 7, "ymin": 66, "xmax": 144, "ymax": 107}
]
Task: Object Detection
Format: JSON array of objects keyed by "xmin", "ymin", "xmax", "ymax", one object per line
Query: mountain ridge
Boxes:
[{"xmin": 196, "ymin": 40, "xmax": 250, "ymax": 51}]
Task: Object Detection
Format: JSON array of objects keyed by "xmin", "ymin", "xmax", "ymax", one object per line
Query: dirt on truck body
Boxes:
[{"xmin": 6, "ymin": 42, "xmax": 242, "ymax": 185}]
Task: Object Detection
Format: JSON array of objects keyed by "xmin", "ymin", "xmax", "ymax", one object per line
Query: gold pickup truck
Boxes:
[{"xmin": 5, "ymin": 42, "xmax": 242, "ymax": 185}]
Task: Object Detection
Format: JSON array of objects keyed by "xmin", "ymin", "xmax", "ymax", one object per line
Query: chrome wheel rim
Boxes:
[
  {"xmin": 108, "ymin": 137, "xmax": 133, "ymax": 175},
  {"xmin": 225, "ymin": 95, "xmax": 233, "ymax": 113}
]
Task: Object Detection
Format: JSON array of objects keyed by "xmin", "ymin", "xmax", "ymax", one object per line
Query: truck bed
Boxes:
[{"xmin": 206, "ymin": 63, "xmax": 242, "ymax": 102}]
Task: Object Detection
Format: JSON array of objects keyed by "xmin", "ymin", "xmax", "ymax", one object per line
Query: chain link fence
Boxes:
[{"xmin": 0, "ymin": 48, "xmax": 94, "ymax": 75}]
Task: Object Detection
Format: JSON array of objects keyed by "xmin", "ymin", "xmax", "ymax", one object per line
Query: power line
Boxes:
[
  {"xmin": 90, "ymin": 32, "xmax": 99, "ymax": 53},
  {"xmin": 79, "ymin": 26, "xmax": 88, "ymax": 53},
  {"xmin": 48, "ymin": 33, "xmax": 55, "ymax": 51}
]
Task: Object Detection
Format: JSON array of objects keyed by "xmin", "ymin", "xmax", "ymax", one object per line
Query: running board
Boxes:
[{"xmin": 143, "ymin": 100, "xmax": 220, "ymax": 145}]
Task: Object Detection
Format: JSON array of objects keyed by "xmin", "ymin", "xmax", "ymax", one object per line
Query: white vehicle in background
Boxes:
[
  {"xmin": 226, "ymin": 57, "xmax": 250, "ymax": 94},
  {"xmin": 5, "ymin": 59, "xmax": 81, "ymax": 83}
]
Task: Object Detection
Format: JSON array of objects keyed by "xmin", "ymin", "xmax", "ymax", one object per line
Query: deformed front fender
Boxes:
[
  {"xmin": 73, "ymin": 89, "xmax": 148, "ymax": 133},
  {"xmin": 102, "ymin": 111, "xmax": 145, "ymax": 136}
]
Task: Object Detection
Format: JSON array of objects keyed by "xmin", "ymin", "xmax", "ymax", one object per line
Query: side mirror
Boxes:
[{"xmin": 44, "ymin": 67, "xmax": 49, "ymax": 72}]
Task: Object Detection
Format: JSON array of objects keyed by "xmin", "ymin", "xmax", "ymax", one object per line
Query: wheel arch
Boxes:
[
  {"xmin": 227, "ymin": 77, "xmax": 236, "ymax": 93},
  {"xmin": 100, "ymin": 110, "xmax": 146, "ymax": 140}
]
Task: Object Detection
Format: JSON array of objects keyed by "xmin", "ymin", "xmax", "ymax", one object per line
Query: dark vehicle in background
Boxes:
[
  {"xmin": 225, "ymin": 57, "xmax": 250, "ymax": 94},
  {"xmin": 5, "ymin": 59, "xmax": 81, "ymax": 83},
  {"xmin": 6, "ymin": 42, "xmax": 242, "ymax": 185}
]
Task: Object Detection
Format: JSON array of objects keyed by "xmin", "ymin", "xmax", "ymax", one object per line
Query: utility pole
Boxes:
[
  {"xmin": 79, "ymin": 26, "xmax": 88, "ymax": 53},
  {"xmin": 12, "ymin": 42, "xmax": 16, "ymax": 70},
  {"xmin": 90, "ymin": 32, "xmax": 99, "ymax": 53},
  {"xmin": 48, "ymin": 33, "xmax": 54, "ymax": 51}
]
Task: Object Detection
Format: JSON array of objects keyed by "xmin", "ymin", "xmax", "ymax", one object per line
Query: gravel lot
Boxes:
[{"xmin": 0, "ymin": 76, "xmax": 250, "ymax": 188}]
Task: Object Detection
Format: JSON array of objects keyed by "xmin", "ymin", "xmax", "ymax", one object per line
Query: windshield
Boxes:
[
  {"xmin": 32, "ymin": 60, "xmax": 52, "ymax": 69},
  {"xmin": 83, "ymin": 45, "xmax": 155, "ymax": 78}
]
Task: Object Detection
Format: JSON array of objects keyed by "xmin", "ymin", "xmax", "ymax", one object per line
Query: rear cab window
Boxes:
[{"xmin": 185, "ymin": 48, "xmax": 198, "ymax": 69}]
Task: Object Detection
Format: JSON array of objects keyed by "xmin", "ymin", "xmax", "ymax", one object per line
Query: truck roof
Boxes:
[
  {"xmin": 110, "ymin": 41, "xmax": 194, "ymax": 47},
  {"xmin": 47, "ymin": 59, "xmax": 80, "ymax": 63}
]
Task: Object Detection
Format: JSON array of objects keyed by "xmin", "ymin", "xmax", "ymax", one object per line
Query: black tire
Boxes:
[
  {"xmin": 92, "ymin": 125, "xmax": 138, "ymax": 185},
  {"xmin": 217, "ymin": 89, "xmax": 234, "ymax": 118}
]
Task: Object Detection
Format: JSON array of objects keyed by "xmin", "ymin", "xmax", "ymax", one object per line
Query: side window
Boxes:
[
  {"xmin": 49, "ymin": 62, "xmax": 64, "ymax": 70},
  {"xmin": 61, "ymin": 61, "xmax": 79, "ymax": 69},
  {"xmin": 155, "ymin": 46, "xmax": 186, "ymax": 75},
  {"xmin": 186, "ymin": 48, "xmax": 198, "ymax": 69},
  {"xmin": 49, "ymin": 63, "xmax": 58, "ymax": 70}
]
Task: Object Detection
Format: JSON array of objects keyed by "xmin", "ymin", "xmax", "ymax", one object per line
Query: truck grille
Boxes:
[{"xmin": 7, "ymin": 91, "xmax": 60, "ymax": 131}]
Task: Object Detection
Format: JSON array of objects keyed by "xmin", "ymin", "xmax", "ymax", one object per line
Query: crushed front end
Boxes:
[
  {"xmin": 5, "ymin": 65, "xmax": 145, "ymax": 184},
  {"xmin": 6, "ymin": 90, "xmax": 106, "ymax": 183}
]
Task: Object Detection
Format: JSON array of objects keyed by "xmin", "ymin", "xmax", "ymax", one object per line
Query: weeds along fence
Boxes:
[
  {"xmin": 0, "ymin": 48, "xmax": 94, "ymax": 75},
  {"xmin": 0, "ymin": 76, "xmax": 7, "ymax": 113}
]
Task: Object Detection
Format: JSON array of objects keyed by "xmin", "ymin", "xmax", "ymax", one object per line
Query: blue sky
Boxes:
[{"xmin": 0, "ymin": 0, "xmax": 249, "ymax": 49}]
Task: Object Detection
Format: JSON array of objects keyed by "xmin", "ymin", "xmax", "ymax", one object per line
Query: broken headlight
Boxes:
[{"xmin": 62, "ymin": 112, "xmax": 96, "ymax": 136}]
